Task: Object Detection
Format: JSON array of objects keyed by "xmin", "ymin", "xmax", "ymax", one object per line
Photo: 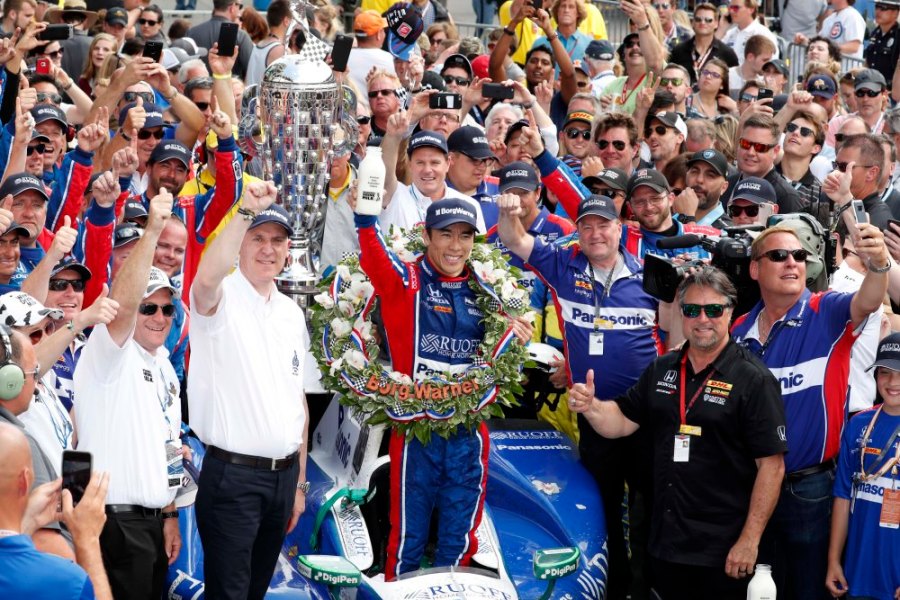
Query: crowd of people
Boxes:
[{"xmin": 0, "ymin": 0, "xmax": 897, "ymax": 598}]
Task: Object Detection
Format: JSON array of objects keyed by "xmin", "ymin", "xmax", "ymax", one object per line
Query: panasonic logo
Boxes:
[{"xmin": 768, "ymin": 357, "xmax": 827, "ymax": 395}]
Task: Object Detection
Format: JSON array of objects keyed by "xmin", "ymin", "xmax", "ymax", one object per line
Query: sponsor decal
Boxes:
[
  {"xmin": 403, "ymin": 583, "xmax": 515, "ymax": 599},
  {"xmin": 706, "ymin": 380, "xmax": 732, "ymax": 391},
  {"xmin": 703, "ymin": 393, "xmax": 725, "ymax": 405},
  {"xmin": 365, "ymin": 374, "xmax": 481, "ymax": 401},
  {"xmin": 495, "ymin": 443, "xmax": 572, "ymax": 451},
  {"xmin": 490, "ymin": 430, "xmax": 564, "ymax": 440},
  {"xmin": 663, "ymin": 369, "xmax": 677, "ymax": 383},
  {"xmin": 419, "ymin": 334, "xmax": 480, "ymax": 356},
  {"xmin": 769, "ymin": 357, "xmax": 827, "ymax": 394},
  {"xmin": 336, "ymin": 505, "xmax": 373, "ymax": 561}
]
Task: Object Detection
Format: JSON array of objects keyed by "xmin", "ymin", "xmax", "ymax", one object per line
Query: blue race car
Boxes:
[{"xmin": 167, "ymin": 394, "xmax": 608, "ymax": 599}]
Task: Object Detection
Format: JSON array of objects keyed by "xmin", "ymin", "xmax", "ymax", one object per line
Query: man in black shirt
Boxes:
[
  {"xmin": 569, "ymin": 266, "xmax": 787, "ymax": 600},
  {"xmin": 668, "ymin": 2, "xmax": 739, "ymax": 84}
]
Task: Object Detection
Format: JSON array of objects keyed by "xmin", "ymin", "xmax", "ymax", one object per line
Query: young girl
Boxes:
[{"xmin": 826, "ymin": 333, "xmax": 900, "ymax": 598}]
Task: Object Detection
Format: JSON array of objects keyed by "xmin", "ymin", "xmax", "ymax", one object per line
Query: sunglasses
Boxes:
[
  {"xmin": 653, "ymin": 2, "xmax": 671, "ymax": 8},
  {"xmin": 832, "ymin": 160, "xmax": 876, "ymax": 173},
  {"xmin": 700, "ymin": 69, "xmax": 723, "ymax": 80},
  {"xmin": 36, "ymin": 92, "xmax": 62, "ymax": 105},
  {"xmin": 681, "ymin": 303, "xmax": 728, "ymax": 318},
  {"xmin": 123, "ymin": 91, "xmax": 154, "ymax": 104},
  {"xmin": 368, "ymin": 89, "xmax": 396, "ymax": 99},
  {"xmin": 624, "ymin": 39, "xmax": 640, "ymax": 48},
  {"xmin": 565, "ymin": 128, "xmax": 591, "ymax": 140},
  {"xmin": 786, "ymin": 122, "xmax": 815, "ymax": 137},
  {"xmin": 357, "ymin": 115, "xmax": 371, "ymax": 125},
  {"xmin": 48, "ymin": 279, "xmax": 85, "ymax": 292},
  {"xmin": 660, "ymin": 77, "xmax": 683, "ymax": 86},
  {"xmin": 43, "ymin": 48, "xmax": 64, "ymax": 58},
  {"xmin": 26, "ymin": 143, "xmax": 48, "ymax": 156},
  {"xmin": 855, "ymin": 89, "xmax": 882, "ymax": 98},
  {"xmin": 138, "ymin": 129, "xmax": 165, "ymax": 140},
  {"xmin": 138, "ymin": 18, "xmax": 159, "ymax": 25},
  {"xmin": 28, "ymin": 321, "xmax": 57, "ymax": 345},
  {"xmin": 758, "ymin": 248, "xmax": 809, "ymax": 263},
  {"xmin": 597, "ymin": 139, "xmax": 627, "ymax": 151},
  {"xmin": 645, "ymin": 125, "xmax": 670, "ymax": 137},
  {"xmin": 442, "ymin": 75, "xmax": 471, "ymax": 86},
  {"xmin": 739, "ymin": 93, "xmax": 757, "ymax": 102},
  {"xmin": 728, "ymin": 204, "xmax": 759, "ymax": 217},
  {"xmin": 591, "ymin": 186, "xmax": 625, "ymax": 198},
  {"xmin": 575, "ymin": 80, "xmax": 589, "ymax": 88},
  {"xmin": 138, "ymin": 303, "xmax": 176, "ymax": 317},
  {"xmin": 194, "ymin": 102, "xmax": 210, "ymax": 112},
  {"xmin": 694, "ymin": 15, "xmax": 715, "ymax": 23},
  {"xmin": 739, "ymin": 138, "xmax": 775, "ymax": 152}
]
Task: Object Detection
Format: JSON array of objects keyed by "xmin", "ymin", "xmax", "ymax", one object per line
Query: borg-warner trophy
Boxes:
[{"xmin": 239, "ymin": 0, "xmax": 357, "ymax": 309}]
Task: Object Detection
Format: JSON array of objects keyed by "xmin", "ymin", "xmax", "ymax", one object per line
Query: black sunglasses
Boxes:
[
  {"xmin": 596, "ymin": 139, "xmax": 627, "ymax": 151},
  {"xmin": 681, "ymin": 303, "xmax": 728, "ymax": 318},
  {"xmin": 123, "ymin": 91, "xmax": 154, "ymax": 104},
  {"xmin": 26, "ymin": 143, "xmax": 48, "ymax": 156},
  {"xmin": 357, "ymin": 115, "xmax": 371, "ymax": 125},
  {"xmin": 442, "ymin": 75, "xmax": 471, "ymax": 86},
  {"xmin": 565, "ymin": 128, "xmax": 591, "ymax": 140},
  {"xmin": 832, "ymin": 160, "xmax": 875, "ymax": 172},
  {"xmin": 138, "ymin": 129, "xmax": 165, "ymax": 140},
  {"xmin": 739, "ymin": 93, "xmax": 757, "ymax": 102},
  {"xmin": 138, "ymin": 18, "xmax": 159, "ymax": 25},
  {"xmin": 49, "ymin": 279, "xmax": 85, "ymax": 292},
  {"xmin": 758, "ymin": 248, "xmax": 809, "ymax": 262},
  {"xmin": 855, "ymin": 89, "xmax": 882, "ymax": 98},
  {"xmin": 368, "ymin": 89, "xmax": 396, "ymax": 99},
  {"xmin": 36, "ymin": 92, "xmax": 62, "ymax": 105},
  {"xmin": 138, "ymin": 303, "xmax": 176, "ymax": 317},
  {"xmin": 645, "ymin": 125, "xmax": 670, "ymax": 137},
  {"xmin": 694, "ymin": 15, "xmax": 715, "ymax": 23},
  {"xmin": 624, "ymin": 39, "xmax": 640, "ymax": 49},
  {"xmin": 728, "ymin": 204, "xmax": 759, "ymax": 217},
  {"xmin": 44, "ymin": 48, "xmax": 64, "ymax": 58},
  {"xmin": 786, "ymin": 122, "xmax": 815, "ymax": 137},
  {"xmin": 195, "ymin": 102, "xmax": 210, "ymax": 112}
]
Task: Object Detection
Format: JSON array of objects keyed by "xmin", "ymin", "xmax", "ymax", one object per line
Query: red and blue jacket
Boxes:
[
  {"xmin": 356, "ymin": 214, "xmax": 485, "ymax": 379},
  {"xmin": 731, "ymin": 289, "xmax": 856, "ymax": 472}
]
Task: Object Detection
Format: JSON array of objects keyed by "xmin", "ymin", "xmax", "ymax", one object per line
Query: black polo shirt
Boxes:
[{"xmin": 614, "ymin": 340, "xmax": 787, "ymax": 567}]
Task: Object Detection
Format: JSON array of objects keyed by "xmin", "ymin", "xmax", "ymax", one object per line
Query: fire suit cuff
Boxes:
[{"xmin": 354, "ymin": 214, "xmax": 378, "ymax": 228}]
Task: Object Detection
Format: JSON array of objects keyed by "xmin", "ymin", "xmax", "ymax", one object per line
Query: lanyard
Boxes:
[
  {"xmin": 858, "ymin": 406, "xmax": 900, "ymax": 482},
  {"xmin": 679, "ymin": 351, "xmax": 715, "ymax": 425},
  {"xmin": 409, "ymin": 185, "xmax": 430, "ymax": 225},
  {"xmin": 693, "ymin": 43, "xmax": 714, "ymax": 75},
  {"xmin": 154, "ymin": 364, "xmax": 175, "ymax": 440},
  {"xmin": 589, "ymin": 258, "xmax": 617, "ymax": 332},
  {"xmin": 36, "ymin": 384, "xmax": 72, "ymax": 448},
  {"xmin": 617, "ymin": 74, "xmax": 646, "ymax": 108}
]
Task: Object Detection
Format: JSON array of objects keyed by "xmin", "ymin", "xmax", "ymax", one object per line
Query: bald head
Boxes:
[{"xmin": 0, "ymin": 422, "xmax": 32, "ymax": 521}]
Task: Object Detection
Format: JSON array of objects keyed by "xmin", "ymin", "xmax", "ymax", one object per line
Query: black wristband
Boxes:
[
  {"xmin": 120, "ymin": 131, "xmax": 132, "ymax": 142},
  {"xmin": 161, "ymin": 511, "xmax": 178, "ymax": 520},
  {"xmin": 503, "ymin": 26, "xmax": 515, "ymax": 36},
  {"xmin": 678, "ymin": 214, "xmax": 696, "ymax": 223}
]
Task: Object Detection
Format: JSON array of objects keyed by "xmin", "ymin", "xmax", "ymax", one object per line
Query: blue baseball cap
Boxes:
[
  {"xmin": 732, "ymin": 177, "xmax": 776, "ymax": 205},
  {"xmin": 577, "ymin": 194, "xmax": 617, "ymax": 222},
  {"xmin": 407, "ymin": 130, "xmax": 448, "ymax": 156},
  {"xmin": 499, "ymin": 161, "xmax": 540, "ymax": 193},
  {"xmin": 425, "ymin": 198, "xmax": 477, "ymax": 230},
  {"xmin": 149, "ymin": 140, "xmax": 191, "ymax": 167},
  {"xmin": 806, "ymin": 75, "xmax": 837, "ymax": 99},
  {"xmin": 250, "ymin": 204, "xmax": 294, "ymax": 236}
]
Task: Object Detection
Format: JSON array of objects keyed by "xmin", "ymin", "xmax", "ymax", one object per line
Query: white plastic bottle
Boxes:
[
  {"xmin": 747, "ymin": 564, "xmax": 776, "ymax": 600},
  {"xmin": 355, "ymin": 147, "xmax": 386, "ymax": 216}
]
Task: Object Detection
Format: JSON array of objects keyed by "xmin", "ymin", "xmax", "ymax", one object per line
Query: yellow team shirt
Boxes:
[
  {"xmin": 361, "ymin": 0, "xmax": 393, "ymax": 15},
  {"xmin": 499, "ymin": 1, "xmax": 607, "ymax": 65}
]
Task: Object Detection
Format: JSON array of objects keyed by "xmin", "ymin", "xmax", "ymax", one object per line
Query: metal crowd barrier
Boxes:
[{"xmin": 785, "ymin": 42, "xmax": 867, "ymax": 87}]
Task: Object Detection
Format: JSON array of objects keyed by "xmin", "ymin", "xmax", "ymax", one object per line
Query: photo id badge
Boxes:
[
  {"xmin": 589, "ymin": 331, "xmax": 604, "ymax": 356},
  {"xmin": 880, "ymin": 488, "xmax": 900, "ymax": 529},
  {"xmin": 673, "ymin": 434, "xmax": 690, "ymax": 462},
  {"xmin": 166, "ymin": 439, "xmax": 184, "ymax": 490}
]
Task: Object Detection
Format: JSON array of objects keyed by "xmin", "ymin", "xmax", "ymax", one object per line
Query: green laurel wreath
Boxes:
[{"xmin": 309, "ymin": 225, "xmax": 531, "ymax": 443}]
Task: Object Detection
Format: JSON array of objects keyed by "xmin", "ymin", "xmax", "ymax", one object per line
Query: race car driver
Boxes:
[{"xmin": 354, "ymin": 197, "xmax": 530, "ymax": 580}]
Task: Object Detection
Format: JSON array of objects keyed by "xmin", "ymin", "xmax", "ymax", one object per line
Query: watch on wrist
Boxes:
[
  {"xmin": 637, "ymin": 22, "xmax": 651, "ymax": 31},
  {"xmin": 870, "ymin": 258, "xmax": 892, "ymax": 273},
  {"xmin": 297, "ymin": 481, "xmax": 310, "ymax": 494},
  {"xmin": 161, "ymin": 511, "xmax": 179, "ymax": 520},
  {"xmin": 237, "ymin": 207, "xmax": 256, "ymax": 222},
  {"xmin": 678, "ymin": 214, "xmax": 696, "ymax": 223}
]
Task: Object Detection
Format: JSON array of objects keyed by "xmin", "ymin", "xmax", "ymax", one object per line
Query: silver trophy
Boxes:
[{"xmin": 240, "ymin": 0, "xmax": 357, "ymax": 309}]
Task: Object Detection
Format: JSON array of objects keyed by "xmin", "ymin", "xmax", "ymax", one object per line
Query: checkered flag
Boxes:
[{"xmin": 289, "ymin": 0, "xmax": 333, "ymax": 63}]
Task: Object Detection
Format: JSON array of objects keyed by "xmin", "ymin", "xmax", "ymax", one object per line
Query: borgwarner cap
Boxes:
[
  {"xmin": 731, "ymin": 176, "xmax": 776, "ymax": 205},
  {"xmin": 687, "ymin": 148, "xmax": 728, "ymax": 177},
  {"xmin": 867, "ymin": 332, "xmax": 900, "ymax": 372},
  {"xmin": 0, "ymin": 173, "xmax": 49, "ymax": 202},
  {"xmin": 118, "ymin": 101, "xmax": 166, "ymax": 130},
  {"xmin": 407, "ymin": 130, "xmax": 449, "ymax": 156},
  {"xmin": 250, "ymin": 204, "xmax": 294, "ymax": 236},
  {"xmin": 577, "ymin": 194, "xmax": 617, "ymax": 222},
  {"xmin": 448, "ymin": 126, "xmax": 494, "ymax": 160},
  {"xmin": 499, "ymin": 161, "xmax": 540, "ymax": 193},
  {"xmin": 425, "ymin": 198, "xmax": 478, "ymax": 230},
  {"xmin": 626, "ymin": 168, "xmax": 670, "ymax": 196}
]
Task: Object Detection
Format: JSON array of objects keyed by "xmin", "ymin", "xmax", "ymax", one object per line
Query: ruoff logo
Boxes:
[
  {"xmin": 473, "ymin": 136, "xmax": 488, "ymax": 145},
  {"xmin": 506, "ymin": 169, "xmax": 529, "ymax": 178},
  {"xmin": 601, "ymin": 170, "xmax": 619, "ymax": 180},
  {"xmin": 880, "ymin": 342, "xmax": 900, "ymax": 352},
  {"xmin": 163, "ymin": 143, "xmax": 185, "ymax": 153},
  {"xmin": 739, "ymin": 181, "xmax": 762, "ymax": 191}
]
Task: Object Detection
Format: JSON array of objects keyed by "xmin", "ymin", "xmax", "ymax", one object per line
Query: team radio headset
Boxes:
[{"xmin": 0, "ymin": 324, "xmax": 25, "ymax": 401}]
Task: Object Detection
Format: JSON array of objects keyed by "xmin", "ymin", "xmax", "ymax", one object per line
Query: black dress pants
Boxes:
[
  {"xmin": 99, "ymin": 511, "xmax": 166, "ymax": 600},
  {"xmin": 195, "ymin": 453, "xmax": 299, "ymax": 600}
]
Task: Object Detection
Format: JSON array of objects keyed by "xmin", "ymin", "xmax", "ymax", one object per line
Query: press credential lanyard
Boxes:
[
  {"xmin": 674, "ymin": 351, "xmax": 714, "ymax": 462},
  {"xmin": 588, "ymin": 261, "xmax": 616, "ymax": 356},
  {"xmin": 855, "ymin": 406, "xmax": 900, "ymax": 528}
]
